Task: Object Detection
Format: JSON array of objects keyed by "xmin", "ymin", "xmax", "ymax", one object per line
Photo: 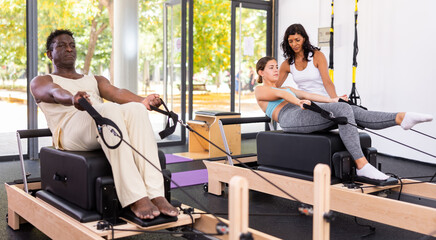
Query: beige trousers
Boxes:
[{"xmin": 60, "ymin": 102, "xmax": 164, "ymax": 207}]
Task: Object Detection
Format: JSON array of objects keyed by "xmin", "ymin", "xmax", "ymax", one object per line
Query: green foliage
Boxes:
[
  {"xmin": 193, "ymin": 0, "xmax": 231, "ymax": 83},
  {"xmin": 0, "ymin": 0, "xmax": 112, "ymax": 79},
  {"xmin": 138, "ymin": 0, "xmax": 165, "ymax": 77},
  {"xmin": 37, "ymin": 0, "xmax": 111, "ymax": 74},
  {"xmin": 0, "ymin": 0, "xmax": 27, "ymax": 80}
]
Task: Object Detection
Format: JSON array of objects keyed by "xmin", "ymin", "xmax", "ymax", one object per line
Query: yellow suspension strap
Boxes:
[
  {"xmin": 328, "ymin": 0, "xmax": 334, "ymax": 83},
  {"xmin": 349, "ymin": 0, "xmax": 361, "ymax": 105}
]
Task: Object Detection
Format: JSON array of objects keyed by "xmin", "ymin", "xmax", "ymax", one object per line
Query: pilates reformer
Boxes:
[
  {"xmin": 5, "ymin": 97, "xmax": 435, "ymax": 239},
  {"xmin": 200, "ymin": 101, "xmax": 436, "ymax": 237},
  {"xmin": 6, "ymin": 98, "xmax": 334, "ymax": 240}
]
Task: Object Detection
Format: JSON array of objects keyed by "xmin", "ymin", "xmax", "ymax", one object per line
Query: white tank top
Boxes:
[
  {"xmin": 290, "ymin": 54, "xmax": 329, "ymax": 97},
  {"xmin": 37, "ymin": 74, "xmax": 103, "ymax": 149}
]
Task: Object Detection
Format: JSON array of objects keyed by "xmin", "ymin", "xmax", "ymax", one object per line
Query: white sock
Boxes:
[
  {"xmin": 401, "ymin": 112, "xmax": 433, "ymax": 130},
  {"xmin": 356, "ymin": 163, "xmax": 389, "ymax": 180}
]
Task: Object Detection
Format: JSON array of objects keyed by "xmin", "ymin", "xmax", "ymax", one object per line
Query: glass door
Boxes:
[
  {"xmin": 157, "ymin": 0, "xmax": 189, "ymax": 145},
  {"xmin": 231, "ymin": 1, "xmax": 272, "ymax": 135}
]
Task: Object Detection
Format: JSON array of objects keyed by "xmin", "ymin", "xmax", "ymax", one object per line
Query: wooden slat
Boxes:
[
  {"xmin": 191, "ymin": 205, "xmax": 281, "ymax": 240},
  {"xmin": 392, "ymin": 179, "xmax": 436, "ymax": 201},
  {"xmin": 313, "ymin": 164, "xmax": 331, "ymax": 240},
  {"xmin": 5, "ymin": 183, "xmax": 103, "ymax": 240}
]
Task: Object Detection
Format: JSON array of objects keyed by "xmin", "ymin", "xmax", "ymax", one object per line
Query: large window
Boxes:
[
  {"xmin": 0, "ymin": 1, "xmax": 28, "ymax": 158},
  {"xmin": 0, "ymin": 0, "xmax": 275, "ymax": 160}
]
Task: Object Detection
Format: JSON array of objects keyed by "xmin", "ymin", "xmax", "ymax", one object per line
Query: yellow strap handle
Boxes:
[
  {"xmin": 329, "ymin": 69, "xmax": 334, "ymax": 83},
  {"xmin": 352, "ymin": 66, "xmax": 356, "ymax": 84}
]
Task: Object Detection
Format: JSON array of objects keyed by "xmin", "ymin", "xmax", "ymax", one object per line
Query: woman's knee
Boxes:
[{"xmin": 334, "ymin": 102, "xmax": 353, "ymax": 116}]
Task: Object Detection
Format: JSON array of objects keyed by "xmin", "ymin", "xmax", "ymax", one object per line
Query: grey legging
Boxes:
[{"xmin": 277, "ymin": 102, "xmax": 397, "ymax": 160}]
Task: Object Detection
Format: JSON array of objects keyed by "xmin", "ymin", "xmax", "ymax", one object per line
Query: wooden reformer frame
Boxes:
[
  {"xmin": 204, "ymin": 158, "xmax": 436, "ymax": 237},
  {"xmin": 6, "ymin": 128, "xmax": 285, "ymax": 239},
  {"xmin": 5, "ymin": 160, "xmax": 333, "ymax": 239},
  {"xmin": 5, "ymin": 180, "xmax": 283, "ymax": 239}
]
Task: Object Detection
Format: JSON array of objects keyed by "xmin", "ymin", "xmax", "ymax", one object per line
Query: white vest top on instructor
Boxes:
[
  {"xmin": 37, "ymin": 74, "xmax": 103, "ymax": 149},
  {"xmin": 290, "ymin": 54, "xmax": 329, "ymax": 97}
]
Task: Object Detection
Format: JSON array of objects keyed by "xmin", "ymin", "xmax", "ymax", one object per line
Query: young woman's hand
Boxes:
[{"xmin": 299, "ymin": 99, "xmax": 311, "ymax": 109}]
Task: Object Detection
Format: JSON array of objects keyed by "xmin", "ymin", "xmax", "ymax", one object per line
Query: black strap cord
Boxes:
[
  {"xmin": 180, "ymin": 120, "xmax": 305, "ymax": 205},
  {"xmin": 78, "ymin": 98, "xmax": 227, "ymax": 236},
  {"xmin": 410, "ymin": 129, "xmax": 436, "ymax": 141},
  {"xmin": 303, "ymin": 101, "xmax": 436, "ymax": 159},
  {"xmin": 151, "ymin": 102, "xmax": 308, "ymax": 210},
  {"xmin": 78, "ymin": 98, "xmax": 123, "ymax": 149},
  {"xmin": 303, "ymin": 100, "xmax": 436, "ymax": 187}
]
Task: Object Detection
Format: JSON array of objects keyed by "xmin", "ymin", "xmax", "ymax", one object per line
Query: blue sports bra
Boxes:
[{"xmin": 265, "ymin": 88, "xmax": 296, "ymax": 118}]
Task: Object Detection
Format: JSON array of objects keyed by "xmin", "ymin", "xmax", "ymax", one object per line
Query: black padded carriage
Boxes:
[
  {"xmin": 256, "ymin": 130, "xmax": 377, "ymax": 183},
  {"xmin": 36, "ymin": 147, "xmax": 171, "ymax": 223}
]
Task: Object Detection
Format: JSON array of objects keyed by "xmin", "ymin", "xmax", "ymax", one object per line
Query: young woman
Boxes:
[
  {"xmin": 255, "ymin": 56, "xmax": 433, "ymax": 181},
  {"xmin": 278, "ymin": 24, "xmax": 341, "ymax": 99}
]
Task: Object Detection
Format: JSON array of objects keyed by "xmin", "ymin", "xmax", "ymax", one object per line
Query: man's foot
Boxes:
[
  {"xmin": 151, "ymin": 196, "xmax": 178, "ymax": 217},
  {"xmin": 130, "ymin": 197, "xmax": 160, "ymax": 219},
  {"xmin": 356, "ymin": 163, "xmax": 389, "ymax": 180},
  {"xmin": 401, "ymin": 112, "xmax": 433, "ymax": 130}
]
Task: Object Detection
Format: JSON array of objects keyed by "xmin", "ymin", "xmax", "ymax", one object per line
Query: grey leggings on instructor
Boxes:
[{"xmin": 278, "ymin": 102, "xmax": 397, "ymax": 160}]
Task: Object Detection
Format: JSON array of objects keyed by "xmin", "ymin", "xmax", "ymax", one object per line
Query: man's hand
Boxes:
[
  {"xmin": 72, "ymin": 91, "xmax": 91, "ymax": 111},
  {"xmin": 141, "ymin": 94, "xmax": 162, "ymax": 110}
]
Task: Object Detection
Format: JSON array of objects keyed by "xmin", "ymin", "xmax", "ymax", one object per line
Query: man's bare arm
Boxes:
[
  {"xmin": 95, "ymin": 75, "xmax": 161, "ymax": 110},
  {"xmin": 31, "ymin": 75, "xmax": 74, "ymax": 105}
]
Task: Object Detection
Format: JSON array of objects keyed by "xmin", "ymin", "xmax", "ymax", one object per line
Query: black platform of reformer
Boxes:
[
  {"xmin": 37, "ymin": 146, "xmax": 175, "ymax": 225},
  {"xmin": 256, "ymin": 130, "xmax": 374, "ymax": 184}
]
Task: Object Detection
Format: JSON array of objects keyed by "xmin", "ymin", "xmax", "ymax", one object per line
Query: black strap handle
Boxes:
[
  {"xmin": 150, "ymin": 99, "xmax": 178, "ymax": 139},
  {"xmin": 78, "ymin": 98, "xmax": 123, "ymax": 149},
  {"xmin": 302, "ymin": 101, "xmax": 348, "ymax": 125}
]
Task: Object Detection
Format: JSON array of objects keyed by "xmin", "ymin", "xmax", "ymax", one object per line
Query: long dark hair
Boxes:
[
  {"xmin": 256, "ymin": 56, "xmax": 275, "ymax": 83},
  {"xmin": 280, "ymin": 24, "xmax": 319, "ymax": 65}
]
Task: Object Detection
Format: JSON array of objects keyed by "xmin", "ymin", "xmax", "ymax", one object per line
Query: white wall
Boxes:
[{"xmin": 278, "ymin": 0, "xmax": 436, "ymax": 163}]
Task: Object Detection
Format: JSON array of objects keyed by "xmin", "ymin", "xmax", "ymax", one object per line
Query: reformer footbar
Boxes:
[{"xmin": 77, "ymin": 98, "xmax": 229, "ymax": 237}]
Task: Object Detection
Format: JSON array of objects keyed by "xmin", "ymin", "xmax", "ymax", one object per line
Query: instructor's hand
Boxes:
[{"xmin": 72, "ymin": 91, "xmax": 91, "ymax": 111}]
